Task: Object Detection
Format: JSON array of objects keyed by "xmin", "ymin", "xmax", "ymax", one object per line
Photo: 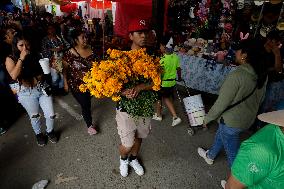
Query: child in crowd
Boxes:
[{"xmin": 152, "ymin": 39, "xmax": 182, "ymax": 126}]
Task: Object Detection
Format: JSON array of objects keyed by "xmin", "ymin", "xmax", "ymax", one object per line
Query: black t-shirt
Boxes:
[
  {"xmin": 0, "ymin": 42, "xmax": 12, "ymax": 86},
  {"xmin": 7, "ymin": 53, "xmax": 43, "ymax": 83}
]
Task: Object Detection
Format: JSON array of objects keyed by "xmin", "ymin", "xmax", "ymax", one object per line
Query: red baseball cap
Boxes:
[{"xmin": 128, "ymin": 18, "xmax": 150, "ymax": 33}]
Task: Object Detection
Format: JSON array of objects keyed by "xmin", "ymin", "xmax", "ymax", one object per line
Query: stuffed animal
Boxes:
[
  {"xmin": 196, "ymin": 38, "xmax": 206, "ymax": 48},
  {"xmin": 220, "ymin": 32, "xmax": 230, "ymax": 50},
  {"xmin": 188, "ymin": 49, "xmax": 195, "ymax": 56},
  {"xmin": 188, "ymin": 38, "xmax": 197, "ymax": 47},
  {"xmin": 189, "ymin": 7, "xmax": 195, "ymax": 18}
]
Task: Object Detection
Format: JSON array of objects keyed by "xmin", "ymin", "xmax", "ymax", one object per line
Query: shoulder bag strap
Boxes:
[{"xmin": 222, "ymin": 84, "xmax": 258, "ymax": 114}]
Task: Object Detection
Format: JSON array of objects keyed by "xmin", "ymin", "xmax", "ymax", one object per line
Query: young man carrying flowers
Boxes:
[
  {"xmin": 116, "ymin": 19, "xmax": 157, "ymax": 177},
  {"xmin": 79, "ymin": 18, "xmax": 161, "ymax": 177}
]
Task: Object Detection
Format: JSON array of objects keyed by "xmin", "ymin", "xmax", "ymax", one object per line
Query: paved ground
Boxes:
[{"xmin": 0, "ymin": 91, "xmax": 230, "ymax": 189}]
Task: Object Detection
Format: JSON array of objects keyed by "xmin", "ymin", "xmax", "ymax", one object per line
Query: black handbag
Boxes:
[{"xmin": 40, "ymin": 81, "xmax": 52, "ymax": 96}]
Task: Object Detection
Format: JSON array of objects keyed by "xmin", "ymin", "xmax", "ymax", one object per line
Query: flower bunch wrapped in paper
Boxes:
[{"xmin": 79, "ymin": 48, "xmax": 162, "ymax": 117}]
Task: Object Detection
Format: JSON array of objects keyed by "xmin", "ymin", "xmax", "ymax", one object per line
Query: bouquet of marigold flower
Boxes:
[{"xmin": 79, "ymin": 48, "xmax": 162, "ymax": 117}]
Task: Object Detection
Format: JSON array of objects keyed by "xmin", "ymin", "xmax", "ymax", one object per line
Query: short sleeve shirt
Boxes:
[
  {"xmin": 160, "ymin": 53, "xmax": 180, "ymax": 88},
  {"xmin": 231, "ymin": 124, "xmax": 284, "ymax": 189},
  {"xmin": 63, "ymin": 50, "xmax": 97, "ymax": 92}
]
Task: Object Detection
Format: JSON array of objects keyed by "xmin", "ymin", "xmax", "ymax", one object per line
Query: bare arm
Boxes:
[
  {"xmin": 122, "ymin": 82, "xmax": 154, "ymax": 99},
  {"xmin": 274, "ymin": 54, "xmax": 282, "ymax": 73},
  {"xmin": 225, "ymin": 174, "xmax": 246, "ymax": 189},
  {"xmin": 5, "ymin": 57, "xmax": 24, "ymax": 81},
  {"xmin": 271, "ymin": 45, "xmax": 283, "ymax": 73},
  {"xmin": 177, "ymin": 67, "xmax": 182, "ymax": 81},
  {"xmin": 5, "ymin": 48, "xmax": 29, "ymax": 80},
  {"xmin": 62, "ymin": 59, "xmax": 69, "ymax": 92}
]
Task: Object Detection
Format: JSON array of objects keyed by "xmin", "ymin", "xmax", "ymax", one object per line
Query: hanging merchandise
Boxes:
[
  {"xmin": 60, "ymin": 3, "xmax": 77, "ymax": 13},
  {"xmin": 90, "ymin": 0, "xmax": 112, "ymax": 9},
  {"xmin": 189, "ymin": 7, "xmax": 195, "ymax": 18},
  {"xmin": 276, "ymin": 2, "xmax": 284, "ymax": 30},
  {"xmin": 254, "ymin": 1, "xmax": 283, "ymax": 37},
  {"xmin": 51, "ymin": 5, "xmax": 56, "ymax": 15},
  {"xmin": 237, "ymin": 0, "xmax": 244, "ymax": 9},
  {"xmin": 24, "ymin": 0, "xmax": 30, "ymax": 12},
  {"xmin": 254, "ymin": 1, "xmax": 266, "ymax": 6},
  {"xmin": 168, "ymin": 0, "xmax": 228, "ymax": 39}
]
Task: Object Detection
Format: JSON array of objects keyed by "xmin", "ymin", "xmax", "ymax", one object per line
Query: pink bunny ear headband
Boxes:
[{"xmin": 240, "ymin": 32, "xmax": 249, "ymax": 40}]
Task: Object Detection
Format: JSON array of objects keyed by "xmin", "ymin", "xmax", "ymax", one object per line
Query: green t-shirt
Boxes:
[
  {"xmin": 232, "ymin": 124, "xmax": 284, "ymax": 189},
  {"xmin": 160, "ymin": 53, "xmax": 180, "ymax": 88}
]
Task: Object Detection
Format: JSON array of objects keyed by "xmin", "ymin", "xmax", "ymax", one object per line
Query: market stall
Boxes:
[
  {"xmin": 179, "ymin": 54, "xmax": 236, "ymax": 94},
  {"xmin": 167, "ymin": 0, "xmax": 284, "ymax": 110}
]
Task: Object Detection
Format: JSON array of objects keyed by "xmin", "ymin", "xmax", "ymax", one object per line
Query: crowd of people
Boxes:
[{"xmin": 0, "ymin": 9, "xmax": 283, "ymax": 189}]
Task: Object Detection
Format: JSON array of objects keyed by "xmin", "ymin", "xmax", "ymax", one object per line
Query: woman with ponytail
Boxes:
[{"xmin": 197, "ymin": 39, "xmax": 268, "ymax": 168}]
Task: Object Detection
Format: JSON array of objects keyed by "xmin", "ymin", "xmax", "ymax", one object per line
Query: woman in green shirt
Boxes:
[{"xmin": 198, "ymin": 39, "xmax": 268, "ymax": 167}]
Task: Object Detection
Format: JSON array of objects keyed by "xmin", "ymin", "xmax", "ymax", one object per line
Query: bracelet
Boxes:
[{"xmin": 18, "ymin": 58, "xmax": 23, "ymax": 62}]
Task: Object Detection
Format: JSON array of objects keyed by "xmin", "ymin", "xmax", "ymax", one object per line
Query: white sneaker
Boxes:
[
  {"xmin": 152, "ymin": 113, "xmax": 162, "ymax": 121},
  {"xmin": 172, "ymin": 117, "xmax": 182, "ymax": 126},
  {"xmin": 221, "ymin": 180, "xmax": 227, "ymax": 189},
  {"xmin": 119, "ymin": 157, "xmax": 129, "ymax": 177},
  {"xmin": 129, "ymin": 159, "xmax": 144, "ymax": 176},
  {"xmin": 197, "ymin": 147, "xmax": 214, "ymax": 165}
]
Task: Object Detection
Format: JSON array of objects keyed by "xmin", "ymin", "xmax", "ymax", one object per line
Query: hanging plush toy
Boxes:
[
  {"xmin": 189, "ymin": 7, "xmax": 195, "ymax": 18},
  {"xmin": 237, "ymin": 0, "xmax": 245, "ymax": 10},
  {"xmin": 197, "ymin": 0, "xmax": 210, "ymax": 24}
]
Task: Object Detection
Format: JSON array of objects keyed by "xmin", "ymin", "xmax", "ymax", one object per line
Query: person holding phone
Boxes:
[{"xmin": 256, "ymin": 30, "xmax": 284, "ymax": 127}]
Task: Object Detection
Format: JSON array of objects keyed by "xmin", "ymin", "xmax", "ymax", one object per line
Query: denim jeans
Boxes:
[
  {"xmin": 18, "ymin": 85, "xmax": 55, "ymax": 135},
  {"xmin": 207, "ymin": 122, "xmax": 243, "ymax": 167},
  {"xmin": 276, "ymin": 100, "xmax": 284, "ymax": 110},
  {"xmin": 50, "ymin": 68, "xmax": 64, "ymax": 88}
]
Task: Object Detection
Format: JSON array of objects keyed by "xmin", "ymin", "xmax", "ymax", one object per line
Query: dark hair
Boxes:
[
  {"xmin": 47, "ymin": 23, "xmax": 56, "ymax": 29},
  {"xmin": 11, "ymin": 32, "xmax": 25, "ymax": 60},
  {"xmin": 239, "ymin": 39, "xmax": 268, "ymax": 89},
  {"xmin": 70, "ymin": 28, "xmax": 84, "ymax": 46},
  {"xmin": 11, "ymin": 32, "xmax": 42, "ymax": 85},
  {"xmin": 266, "ymin": 30, "xmax": 281, "ymax": 42},
  {"xmin": 160, "ymin": 36, "xmax": 171, "ymax": 46}
]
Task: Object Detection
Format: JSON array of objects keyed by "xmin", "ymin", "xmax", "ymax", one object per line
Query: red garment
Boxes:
[
  {"xmin": 90, "ymin": 1, "xmax": 112, "ymax": 9},
  {"xmin": 60, "ymin": 3, "xmax": 78, "ymax": 13},
  {"xmin": 107, "ymin": 0, "xmax": 151, "ymax": 5}
]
